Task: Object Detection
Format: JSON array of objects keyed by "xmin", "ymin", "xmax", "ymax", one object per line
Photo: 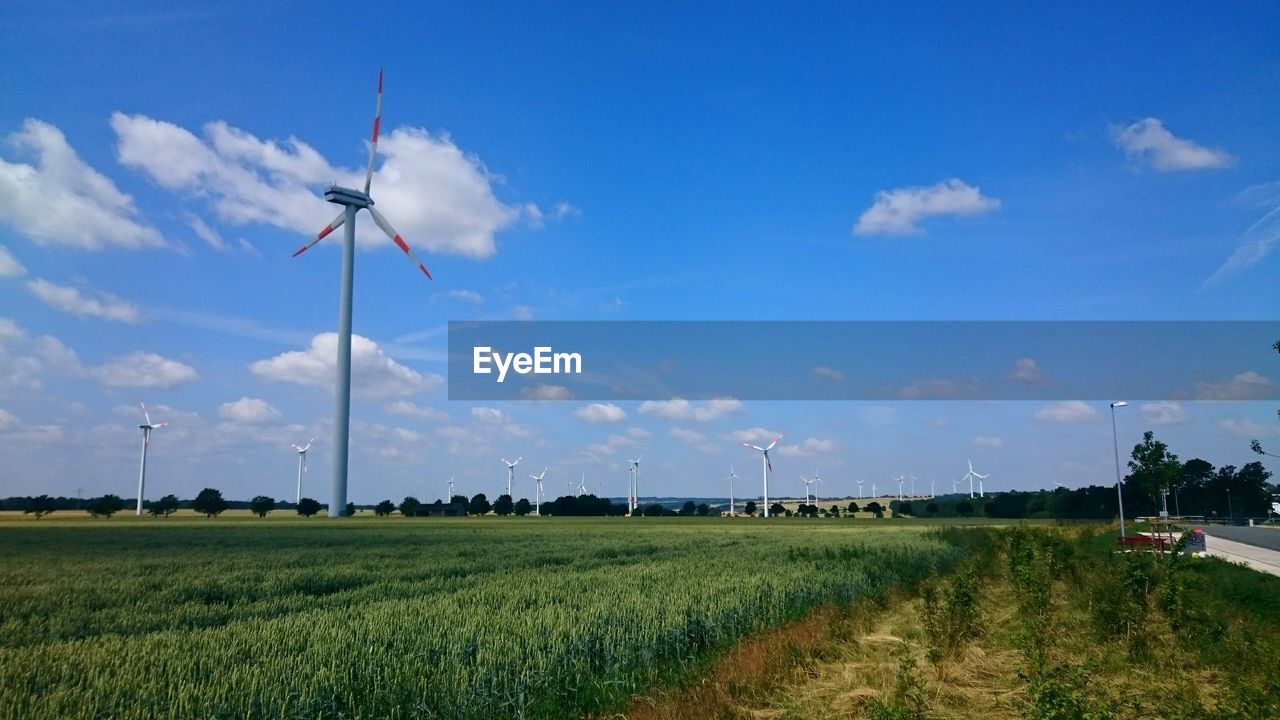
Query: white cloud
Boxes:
[
  {"xmin": 218, "ymin": 397, "xmax": 282, "ymax": 423},
  {"xmin": 26, "ymin": 278, "xmax": 140, "ymax": 323},
  {"xmin": 1007, "ymin": 358, "xmax": 1047, "ymax": 384},
  {"xmin": 1110, "ymin": 118, "xmax": 1234, "ymax": 171},
  {"xmin": 853, "ymin": 178, "xmax": 999, "ymax": 235},
  {"xmin": 0, "ymin": 245, "xmax": 24, "ymax": 276},
  {"xmin": 731, "ymin": 427, "xmax": 782, "ymax": 444},
  {"xmin": 639, "ymin": 397, "xmax": 745, "ymax": 422},
  {"xmin": 440, "ymin": 289, "xmax": 484, "ymax": 304},
  {"xmin": 1195, "ymin": 371, "xmax": 1275, "ymax": 400},
  {"xmin": 1203, "ymin": 202, "xmax": 1280, "ymax": 287},
  {"xmin": 973, "ymin": 435, "xmax": 1004, "ymax": 448},
  {"xmin": 554, "ymin": 202, "xmax": 581, "ymax": 219},
  {"xmin": 471, "ymin": 406, "xmax": 509, "ymax": 424},
  {"xmin": 1140, "ymin": 401, "xmax": 1188, "ymax": 426},
  {"xmin": 92, "ymin": 351, "xmax": 198, "ymax": 388},
  {"xmin": 520, "ymin": 383, "xmax": 572, "ymax": 400},
  {"xmin": 777, "ymin": 437, "xmax": 836, "ymax": 458},
  {"xmin": 385, "ymin": 400, "xmax": 449, "ymax": 422},
  {"xmin": 111, "ymin": 113, "xmax": 527, "ymax": 258},
  {"xmin": 250, "ymin": 333, "xmax": 439, "ymax": 398},
  {"xmin": 669, "ymin": 427, "xmax": 719, "ymax": 454},
  {"xmin": 0, "ymin": 408, "xmax": 18, "ymax": 430},
  {"xmin": 1218, "ymin": 418, "xmax": 1280, "ymax": 438},
  {"xmin": 813, "ymin": 366, "xmax": 845, "ymax": 382},
  {"xmin": 1032, "ymin": 401, "xmax": 1098, "ymax": 424},
  {"xmin": 0, "ymin": 317, "xmax": 23, "ymax": 341},
  {"xmin": 574, "ymin": 403, "xmax": 627, "ymax": 423},
  {"xmin": 513, "ymin": 305, "xmax": 534, "ymax": 320},
  {"xmin": 0, "ymin": 119, "xmax": 163, "ymax": 249},
  {"xmin": 188, "ymin": 215, "xmax": 229, "ymax": 251}
]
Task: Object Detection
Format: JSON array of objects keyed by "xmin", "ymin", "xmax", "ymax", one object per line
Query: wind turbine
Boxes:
[
  {"xmin": 447, "ymin": 475, "xmax": 455, "ymax": 501},
  {"xmin": 291, "ymin": 70, "xmax": 433, "ymax": 518},
  {"xmin": 801, "ymin": 476, "xmax": 812, "ymax": 505},
  {"xmin": 529, "ymin": 468, "xmax": 547, "ymax": 515},
  {"xmin": 291, "ymin": 438, "xmax": 315, "ymax": 504},
  {"xmin": 727, "ymin": 465, "xmax": 738, "ymax": 515},
  {"xmin": 857, "ymin": 479, "xmax": 864, "ymax": 500},
  {"xmin": 742, "ymin": 433, "xmax": 783, "ymax": 517},
  {"xmin": 628, "ymin": 456, "xmax": 642, "ymax": 514},
  {"xmin": 812, "ymin": 471, "xmax": 823, "ymax": 503},
  {"xmin": 910, "ymin": 474, "xmax": 917, "ymax": 498},
  {"xmin": 895, "ymin": 475, "xmax": 904, "ymax": 501},
  {"xmin": 577, "ymin": 473, "xmax": 589, "ymax": 497},
  {"xmin": 961, "ymin": 459, "xmax": 989, "ymax": 499},
  {"xmin": 872, "ymin": 482, "xmax": 878, "ymax": 498},
  {"xmin": 500, "ymin": 456, "xmax": 522, "ymax": 497},
  {"xmin": 135, "ymin": 402, "xmax": 168, "ymax": 516}
]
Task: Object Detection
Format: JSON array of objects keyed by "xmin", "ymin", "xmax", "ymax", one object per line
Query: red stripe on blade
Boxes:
[
  {"xmin": 393, "ymin": 235, "xmax": 410, "ymax": 253},
  {"xmin": 371, "ymin": 117, "xmax": 380, "ymax": 143},
  {"xmin": 420, "ymin": 265, "xmax": 433, "ymax": 280}
]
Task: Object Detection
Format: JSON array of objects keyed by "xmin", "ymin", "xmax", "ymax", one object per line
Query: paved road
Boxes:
[{"xmin": 1200, "ymin": 525, "xmax": 1280, "ymax": 552}]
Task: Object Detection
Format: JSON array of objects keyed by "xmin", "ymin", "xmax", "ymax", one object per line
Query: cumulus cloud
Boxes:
[
  {"xmin": 1141, "ymin": 401, "xmax": 1188, "ymax": 426},
  {"xmin": 0, "ymin": 245, "xmax": 24, "ymax": 276},
  {"xmin": 574, "ymin": 403, "xmax": 627, "ymax": 423},
  {"xmin": 973, "ymin": 436, "xmax": 1004, "ymax": 448},
  {"xmin": 188, "ymin": 214, "xmax": 229, "ymax": 251},
  {"xmin": 854, "ymin": 178, "xmax": 999, "ymax": 235},
  {"xmin": 1033, "ymin": 401, "xmax": 1098, "ymax": 424},
  {"xmin": 1218, "ymin": 418, "xmax": 1280, "ymax": 438},
  {"xmin": 1110, "ymin": 118, "xmax": 1234, "ymax": 171},
  {"xmin": 1195, "ymin": 371, "xmax": 1275, "ymax": 400},
  {"xmin": 92, "ymin": 351, "xmax": 198, "ymax": 388},
  {"xmin": 731, "ymin": 427, "xmax": 782, "ymax": 444},
  {"xmin": 777, "ymin": 437, "xmax": 836, "ymax": 458},
  {"xmin": 0, "ymin": 408, "xmax": 18, "ymax": 430},
  {"xmin": 1006, "ymin": 358, "xmax": 1047, "ymax": 384},
  {"xmin": 0, "ymin": 119, "xmax": 163, "ymax": 249},
  {"xmin": 513, "ymin": 305, "xmax": 534, "ymax": 320},
  {"xmin": 26, "ymin": 278, "xmax": 140, "ymax": 323},
  {"xmin": 470, "ymin": 406, "xmax": 510, "ymax": 424},
  {"xmin": 111, "ymin": 113, "xmax": 529, "ymax": 258},
  {"xmin": 813, "ymin": 366, "xmax": 845, "ymax": 382},
  {"xmin": 385, "ymin": 400, "xmax": 449, "ymax": 422},
  {"xmin": 639, "ymin": 397, "xmax": 745, "ymax": 422},
  {"xmin": 669, "ymin": 427, "xmax": 719, "ymax": 454},
  {"xmin": 520, "ymin": 383, "xmax": 573, "ymax": 400},
  {"xmin": 250, "ymin": 333, "xmax": 439, "ymax": 398},
  {"xmin": 218, "ymin": 397, "xmax": 282, "ymax": 423},
  {"xmin": 439, "ymin": 289, "xmax": 484, "ymax": 304}
]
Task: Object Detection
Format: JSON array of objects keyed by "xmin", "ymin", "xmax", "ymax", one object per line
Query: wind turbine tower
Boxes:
[
  {"xmin": 742, "ymin": 433, "xmax": 783, "ymax": 517},
  {"xmin": 500, "ymin": 456, "xmax": 522, "ymax": 497},
  {"xmin": 135, "ymin": 402, "xmax": 167, "ymax": 516},
  {"xmin": 447, "ymin": 476, "xmax": 455, "ymax": 501},
  {"xmin": 727, "ymin": 465, "xmax": 738, "ymax": 515},
  {"xmin": 529, "ymin": 468, "xmax": 547, "ymax": 515},
  {"xmin": 291, "ymin": 438, "xmax": 315, "ymax": 504},
  {"xmin": 961, "ymin": 459, "xmax": 989, "ymax": 499}
]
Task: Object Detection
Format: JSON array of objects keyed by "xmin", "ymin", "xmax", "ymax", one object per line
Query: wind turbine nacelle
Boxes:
[{"xmin": 324, "ymin": 186, "xmax": 372, "ymax": 208}]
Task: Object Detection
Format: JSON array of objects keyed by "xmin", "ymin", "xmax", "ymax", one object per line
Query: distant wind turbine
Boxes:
[
  {"xmin": 291, "ymin": 69, "xmax": 433, "ymax": 518},
  {"xmin": 529, "ymin": 468, "xmax": 547, "ymax": 515},
  {"xmin": 135, "ymin": 402, "xmax": 167, "ymax": 516},
  {"xmin": 742, "ymin": 433, "xmax": 783, "ymax": 517},
  {"xmin": 961, "ymin": 459, "xmax": 989, "ymax": 499},
  {"xmin": 628, "ymin": 456, "xmax": 643, "ymax": 514},
  {"xmin": 500, "ymin": 456, "xmax": 522, "ymax": 497},
  {"xmin": 447, "ymin": 475, "xmax": 455, "ymax": 501},
  {"xmin": 727, "ymin": 465, "xmax": 738, "ymax": 515},
  {"xmin": 291, "ymin": 438, "xmax": 315, "ymax": 504},
  {"xmin": 857, "ymin": 479, "xmax": 864, "ymax": 499}
]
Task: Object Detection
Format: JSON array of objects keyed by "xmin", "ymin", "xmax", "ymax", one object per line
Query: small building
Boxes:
[{"xmin": 414, "ymin": 501, "xmax": 468, "ymax": 517}]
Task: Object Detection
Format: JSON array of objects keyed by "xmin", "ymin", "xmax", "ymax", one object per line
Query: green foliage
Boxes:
[
  {"xmin": 925, "ymin": 503, "xmax": 938, "ymax": 516},
  {"xmin": 295, "ymin": 497, "xmax": 321, "ymax": 517},
  {"xmin": 696, "ymin": 503, "xmax": 710, "ymax": 517},
  {"xmin": 743, "ymin": 500, "xmax": 756, "ymax": 516},
  {"xmin": 955, "ymin": 501, "xmax": 973, "ymax": 516},
  {"xmin": 248, "ymin": 496, "xmax": 275, "ymax": 518},
  {"xmin": 147, "ymin": 494, "xmax": 180, "ymax": 518},
  {"xmin": 23, "ymin": 495, "xmax": 55, "ymax": 519},
  {"xmin": 1125, "ymin": 430, "xmax": 1181, "ymax": 508},
  {"xmin": 468, "ymin": 493, "xmax": 491, "ymax": 516},
  {"xmin": 0, "ymin": 519, "xmax": 967, "ymax": 720},
  {"xmin": 374, "ymin": 500, "xmax": 396, "ymax": 517},
  {"xmin": 514, "ymin": 498, "xmax": 532, "ymax": 516},
  {"xmin": 191, "ymin": 488, "xmax": 227, "ymax": 518},
  {"xmin": 398, "ymin": 496, "xmax": 420, "ymax": 517},
  {"xmin": 493, "ymin": 494, "xmax": 514, "ymax": 516},
  {"xmin": 678, "ymin": 500, "xmax": 696, "ymax": 516},
  {"xmin": 920, "ymin": 566, "xmax": 980, "ymax": 663},
  {"xmin": 85, "ymin": 494, "xmax": 125, "ymax": 518},
  {"xmin": 847, "ymin": 502, "xmax": 859, "ymax": 514},
  {"xmin": 865, "ymin": 652, "xmax": 927, "ymax": 720},
  {"xmin": 865, "ymin": 501, "xmax": 884, "ymax": 517},
  {"xmin": 769, "ymin": 502, "xmax": 785, "ymax": 517}
]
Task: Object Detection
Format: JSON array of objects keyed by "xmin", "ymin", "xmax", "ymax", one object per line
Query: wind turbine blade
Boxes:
[
  {"xmin": 294, "ymin": 212, "xmax": 346, "ymax": 257},
  {"xmin": 742, "ymin": 442, "xmax": 764, "ymax": 451},
  {"xmin": 367, "ymin": 206, "xmax": 432, "ymax": 280},
  {"xmin": 766, "ymin": 433, "xmax": 783, "ymax": 451},
  {"xmin": 363, "ymin": 69, "xmax": 383, "ymax": 195},
  {"xmin": 140, "ymin": 402, "xmax": 152, "ymax": 426}
]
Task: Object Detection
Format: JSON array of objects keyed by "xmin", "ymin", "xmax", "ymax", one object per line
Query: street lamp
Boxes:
[{"xmin": 1111, "ymin": 401, "xmax": 1129, "ymax": 539}]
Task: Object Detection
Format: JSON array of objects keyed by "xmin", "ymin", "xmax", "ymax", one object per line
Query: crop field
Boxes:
[{"xmin": 0, "ymin": 518, "xmax": 969, "ymax": 719}]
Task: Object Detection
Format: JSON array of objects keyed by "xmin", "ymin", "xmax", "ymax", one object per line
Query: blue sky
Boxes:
[{"xmin": 0, "ymin": 2, "xmax": 1277, "ymax": 504}]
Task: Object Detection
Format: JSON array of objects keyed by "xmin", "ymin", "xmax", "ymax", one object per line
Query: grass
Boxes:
[{"xmin": 0, "ymin": 516, "xmax": 974, "ymax": 720}]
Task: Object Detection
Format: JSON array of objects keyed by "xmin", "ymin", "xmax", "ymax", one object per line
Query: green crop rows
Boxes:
[{"xmin": 0, "ymin": 518, "xmax": 964, "ymax": 719}]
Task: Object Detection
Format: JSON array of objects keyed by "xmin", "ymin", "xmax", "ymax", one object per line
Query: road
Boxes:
[{"xmin": 1198, "ymin": 526, "xmax": 1280, "ymax": 577}]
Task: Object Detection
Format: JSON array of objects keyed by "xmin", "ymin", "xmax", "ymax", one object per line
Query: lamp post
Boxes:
[
  {"xmin": 1111, "ymin": 401, "xmax": 1129, "ymax": 539},
  {"xmin": 1226, "ymin": 488, "xmax": 1233, "ymax": 526}
]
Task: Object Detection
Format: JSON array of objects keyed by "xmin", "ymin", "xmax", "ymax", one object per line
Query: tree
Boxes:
[
  {"xmin": 926, "ymin": 502, "xmax": 939, "ymax": 516},
  {"xmin": 468, "ymin": 493, "xmax": 491, "ymax": 516},
  {"xmin": 898, "ymin": 502, "xmax": 914, "ymax": 516},
  {"xmin": 1126, "ymin": 431, "xmax": 1181, "ymax": 513},
  {"xmin": 829, "ymin": 504, "xmax": 841, "ymax": 517},
  {"xmin": 514, "ymin": 498, "xmax": 532, "ymax": 516},
  {"xmin": 374, "ymin": 500, "xmax": 396, "ymax": 517},
  {"xmin": 24, "ymin": 495, "xmax": 56, "ymax": 519},
  {"xmin": 399, "ymin": 496, "xmax": 421, "ymax": 517},
  {"xmin": 346, "ymin": 502, "xmax": 356, "ymax": 516},
  {"xmin": 865, "ymin": 501, "xmax": 884, "ymax": 517},
  {"xmin": 743, "ymin": 500, "xmax": 757, "ymax": 516},
  {"xmin": 493, "ymin": 494, "xmax": 515, "ymax": 516},
  {"xmin": 450, "ymin": 494, "xmax": 469, "ymax": 507},
  {"xmin": 249, "ymin": 495, "xmax": 276, "ymax": 518},
  {"xmin": 956, "ymin": 501, "xmax": 974, "ymax": 516},
  {"xmin": 847, "ymin": 501, "xmax": 860, "ymax": 514},
  {"xmin": 679, "ymin": 500, "xmax": 697, "ymax": 516},
  {"xmin": 148, "ymin": 494, "xmax": 180, "ymax": 518},
  {"xmin": 86, "ymin": 494, "xmax": 125, "ymax": 518},
  {"xmin": 192, "ymin": 488, "xmax": 227, "ymax": 518},
  {"xmin": 296, "ymin": 497, "xmax": 322, "ymax": 517},
  {"xmin": 696, "ymin": 502, "xmax": 710, "ymax": 517},
  {"xmin": 642, "ymin": 503, "xmax": 665, "ymax": 517},
  {"xmin": 769, "ymin": 502, "xmax": 786, "ymax": 517}
]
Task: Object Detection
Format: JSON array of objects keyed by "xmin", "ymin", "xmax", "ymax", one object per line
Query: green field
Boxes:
[{"xmin": 0, "ymin": 517, "xmax": 970, "ymax": 719}]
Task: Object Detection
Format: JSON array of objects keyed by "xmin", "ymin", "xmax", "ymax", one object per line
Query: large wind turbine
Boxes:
[
  {"xmin": 727, "ymin": 465, "xmax": 738, "ymax": 515},
  {"xmin": 135, "ymin": 402, "xmax": 168, "ymax": 516},
  {"xmin": 895, "ymin": 474, "xmax": 905, "ymax": 501},
  {"xmin": 628, "ymin": 456, "xmax": 642, "ymax": 514},
  {"xmin": 961, "ymin": 459, "xmax": 989, "ymax": 499},
  {"xmin": 447, "ymin": 475, "xmax": 455, "ymax": 501},
  {"xmin": 500, "ymin": 456, "xmax": 522, "ymax": 497},
  {"xmin": 529, "ymin": 468, "xmax": 547, "ymax": 515},
  {"xmin": 291, "ymin": 438, "xmax": 315, "ymax": 504},
  {"xmin": 742, "ymin": 433, "xmax": 783, "ymax": 517},
  {"xmin": 291, "ymin": 70, "xmax": 433, "ymax": 518}
]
